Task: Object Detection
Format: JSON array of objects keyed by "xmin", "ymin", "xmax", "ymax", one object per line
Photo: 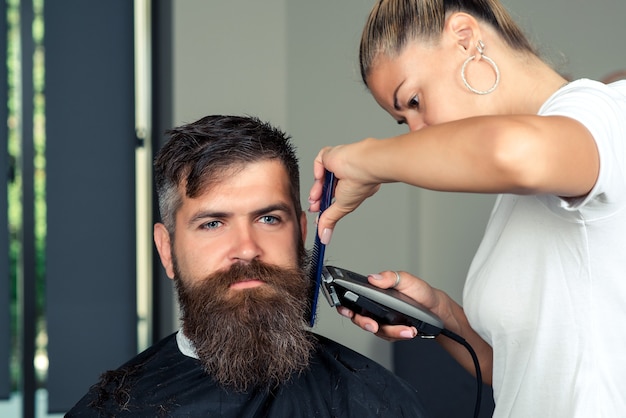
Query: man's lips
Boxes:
[{"xmin": 229, "ymin": 279, "xmax": 265, "ymax": 290}]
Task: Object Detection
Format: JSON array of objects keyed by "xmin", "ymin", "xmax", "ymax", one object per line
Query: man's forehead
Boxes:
[
  {"xmin": 180, "ymin": 160, "xmax": 295, "ymax": 215},
  {"xmin": 185, "ymin": 159, "xmax": 289, "ymax": 194}
]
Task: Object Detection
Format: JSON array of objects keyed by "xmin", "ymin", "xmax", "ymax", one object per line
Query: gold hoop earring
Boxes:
[{"xmin": 461, "ymin": 40, "xmax": 500, "ymax": 95}]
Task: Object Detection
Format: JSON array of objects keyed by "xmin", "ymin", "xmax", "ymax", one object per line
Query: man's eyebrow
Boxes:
[
  {"xmin": 250, "ymin": 203, "xmax": 292, "ymax": 218},
  {"xmin": 188, "ymin": 203, "xmax": 293, "ymax": 225},
  {"xmin": 188, "ymin": 210, "xmax": 230, "ymax": 226}
]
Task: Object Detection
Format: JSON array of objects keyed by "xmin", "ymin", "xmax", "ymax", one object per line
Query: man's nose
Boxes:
[{"xmin": 229, "ymin": 224, "xmax": 262, "ymax": 262}]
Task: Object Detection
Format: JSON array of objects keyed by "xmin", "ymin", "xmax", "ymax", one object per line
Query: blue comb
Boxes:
[{"xmin": 308, "ymin": 170, "xmax": 335, "ymax": 327}]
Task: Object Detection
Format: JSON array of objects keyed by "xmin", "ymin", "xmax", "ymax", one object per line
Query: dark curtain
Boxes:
[{"xmin": 44, "ymin": 0, "xmax": 137, "ymax": 412}]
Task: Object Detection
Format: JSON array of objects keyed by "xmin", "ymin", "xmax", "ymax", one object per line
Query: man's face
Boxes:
[
  {"xmin": 155, "ymin": 159, "xmax": 307, "ymax": 286},
  {"xmin": 153, "ymin": 160, "xmax": 313, "ymax": 391}
]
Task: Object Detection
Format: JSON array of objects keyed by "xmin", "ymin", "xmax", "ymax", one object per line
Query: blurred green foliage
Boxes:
[{"xmin": 6, "ymin": 0, "xmax": 47, "ymax": 391}]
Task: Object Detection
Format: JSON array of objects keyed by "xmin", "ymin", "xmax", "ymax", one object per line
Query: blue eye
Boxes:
[
  {"xmin": 202, "ymin": 220, "xmax": 222, "ymax": 230},
  {"xmin": 259, "ymin": 215, "xmax": 279, "ymax": 225}
]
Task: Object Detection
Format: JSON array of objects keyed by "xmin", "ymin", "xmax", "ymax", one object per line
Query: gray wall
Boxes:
[
  {"xmin": 502, "ymin": 0, "xmax": 626, "ymax": 81},
  {"xmin": 172, "ymin": 0, "xmax": 626, "ymax": 370}
]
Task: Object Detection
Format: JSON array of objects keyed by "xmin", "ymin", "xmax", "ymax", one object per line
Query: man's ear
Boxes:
[
  {"xmin": 154, "ymin": 223, "xmax": 175, "ymax": 279},
  {"xmin": 299, "ymin": 210, "xmax": 308, "ymax": 243},
  {"xmin": 446, "ymin": 12, "xmax": 481, "ymax": 53}
]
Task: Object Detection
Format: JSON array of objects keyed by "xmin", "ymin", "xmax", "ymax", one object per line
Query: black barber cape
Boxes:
[{"xmin": 66, "ymin": 332, "xmax": 429, "ymax": 417}]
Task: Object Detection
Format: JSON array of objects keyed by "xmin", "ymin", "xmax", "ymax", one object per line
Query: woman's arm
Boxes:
[{"xmin": 310, "ymin": 114, "xmax": 599, "ymax": 238}]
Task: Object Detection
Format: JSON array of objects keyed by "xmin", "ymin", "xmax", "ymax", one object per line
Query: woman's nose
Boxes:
[
  {"xmin": 407, "ymin": 118, "xmax": 427, "ymax": 132},
  {"xmin": 404, "ymin": 111, "xmax": 427, "ymax": 131}
]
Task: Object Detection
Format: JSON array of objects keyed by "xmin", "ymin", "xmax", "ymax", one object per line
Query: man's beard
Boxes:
[{"xmin": 174, "ymin": 258, "xmax": 315, "ymax": 392}]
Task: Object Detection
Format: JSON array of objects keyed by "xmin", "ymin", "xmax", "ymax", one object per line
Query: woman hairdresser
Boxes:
[{"xmin": 308, "ymin": 0, "xmax": 626, "ymax": 416}]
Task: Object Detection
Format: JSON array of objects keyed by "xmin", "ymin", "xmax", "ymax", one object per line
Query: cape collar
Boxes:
[{"xmin": 176, "ymin": 329, "xmax": 199, "ymax": 359}]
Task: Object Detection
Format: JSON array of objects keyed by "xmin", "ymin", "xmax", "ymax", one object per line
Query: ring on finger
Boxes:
[{"xmin": 393, "ymin": 271, "xmax": 401, "ymax": 288}]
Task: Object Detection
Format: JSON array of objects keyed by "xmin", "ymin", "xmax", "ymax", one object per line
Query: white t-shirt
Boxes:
[{"xmin": 463, "ymin": 79, "xmax": 626, "ymax": 418}]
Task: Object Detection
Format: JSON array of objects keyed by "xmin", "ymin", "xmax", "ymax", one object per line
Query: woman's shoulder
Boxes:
[
  {"xmin": 557, "ymin": 78, "xmax": 626, "ymax": 99},
  {"xmin": 539, "ymin": 78, "xmax": 626, "ymax": 120}
]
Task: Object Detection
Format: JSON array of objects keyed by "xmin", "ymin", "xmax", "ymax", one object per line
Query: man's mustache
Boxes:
[{"xmin": 195, "ymin": 260, "xmax": 306, "ymax": 292}]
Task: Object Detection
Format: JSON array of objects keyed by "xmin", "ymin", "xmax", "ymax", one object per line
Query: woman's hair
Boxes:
[{"xmin": 359, "ymin": 0, "xmax": 535, "ymax": 84}]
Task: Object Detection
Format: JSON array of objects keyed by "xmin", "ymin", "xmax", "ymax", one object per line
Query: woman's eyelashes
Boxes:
[
  {"xmin": 391, "ymin": 94, "xmax": 419, "ymax": 124},
  {"xmin": 408, "ymin": 95, "xmax": 420, "ymax": 109}
]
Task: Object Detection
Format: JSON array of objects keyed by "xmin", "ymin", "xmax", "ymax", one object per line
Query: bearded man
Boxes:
[{"xmin": 66, "ymin": 115, "xmax": 428, "ymax": 417}]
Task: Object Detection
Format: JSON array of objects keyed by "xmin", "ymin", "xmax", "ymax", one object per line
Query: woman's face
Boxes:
[{"xmin": 366, "ymin": 40, "xmax": 494, "ymax": 131}]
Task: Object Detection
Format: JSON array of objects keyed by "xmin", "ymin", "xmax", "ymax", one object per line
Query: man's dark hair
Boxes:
[{"xmin": 154, "ymin": 115, "xmax": 302, "ymax": 233}]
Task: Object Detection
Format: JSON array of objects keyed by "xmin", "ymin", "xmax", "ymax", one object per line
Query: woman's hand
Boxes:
[
  {"xmin": 336, "ymin": 270, "xmax": 444, "ymax": 341},
  {"xmin": 308, "ymin": 142, "xmax": 381, "ymax": 244},
  {"xmin": 337, "ymin": 269, "xmax": 494, "ymax": 382}
]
